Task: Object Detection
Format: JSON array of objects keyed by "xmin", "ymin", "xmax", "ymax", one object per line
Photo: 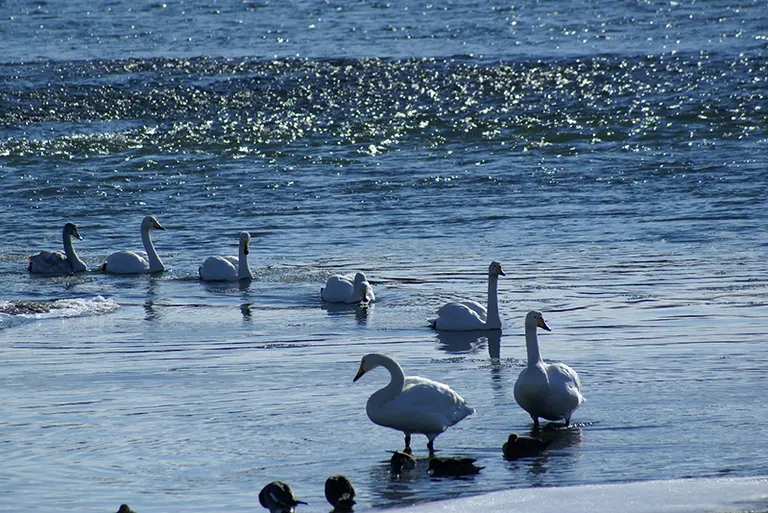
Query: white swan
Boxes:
[
  {"xmin": 353, "ymin": 353, "xmax": 474, "ymax": 454},
  {"xmin": 429, "ymin": 261, "xmax": 505, "ymax": 331},
  {"xmin": 28, "ymin": 222, "xmax": 88, "ymax": 275},
  {"xmin": 199, "ymin": 231, "xmax": 253, "ymax": 281},
  {"xmin": 321, "ymin": 271, "xmax": 375, "ymax": 303},
  {"xmin": 100, "ymin": 215, "xmax": 166, "ymax": 274},
  {"xmin": 514, "ymin": 311, "xmax": 584, "ymax": 428}
]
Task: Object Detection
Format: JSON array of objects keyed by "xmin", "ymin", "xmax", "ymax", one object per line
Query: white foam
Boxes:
[
  {"xmin": 0, "ymin": 296, "xmax": 119, "ymax": 321},
  {"xmin": 390, "ymin": 475, "xmax": 768, "ymax": 513}
]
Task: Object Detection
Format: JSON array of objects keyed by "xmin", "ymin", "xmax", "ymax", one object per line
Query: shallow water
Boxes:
[{"xmin": 1, "ymin": 1, "xmax": 767, "ymax": 512}]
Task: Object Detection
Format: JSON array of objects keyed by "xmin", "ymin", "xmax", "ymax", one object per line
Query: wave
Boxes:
[{"xmin": 0, "ymin": 296, "xmax": 119, "ymax": 329}]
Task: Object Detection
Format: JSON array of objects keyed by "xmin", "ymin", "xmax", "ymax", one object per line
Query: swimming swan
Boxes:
[
  {"xmin": 353, "ymin": 353, "xmax": 474, "ymax": 454},
  {"xmin": 28, "ymin": 222, "xmax": 88, "ymax": 274},
  {"xmin": 199, "ymin": 231, "xmax": 253, "ymax": 281},
  {"xmin": 321, "ymin": 272, "xmax": 375, "ymax": 303},
  {"xmin": 100, "ymin": 215, "xmax": 166, "ymax": 274},
  {"xmin": 514, "ymin": 311, "xmax": 584, "ymax": 428},
  {"xmin": 429, "ymin": 261, "xmax": 505, "ymax": 331}
]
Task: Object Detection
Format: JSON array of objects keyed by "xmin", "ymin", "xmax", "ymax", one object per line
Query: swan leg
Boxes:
[
  {"xmin": 404, "ymin": 433, "xmax": 412, "ymax": 453},
  {"xmin": 427, "ymin": 440, "xmax": 435, "ymax": 455},
  {"xmin": 531, "ymin": 415, "xmax": 540, "ymax": 430}
]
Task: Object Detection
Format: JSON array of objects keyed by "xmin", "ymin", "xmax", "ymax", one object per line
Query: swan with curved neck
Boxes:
[
  {"xmin": 28, "ymin": 222, "xmax": 88, "ymax": 274},
  {"xmin": 199, "ymin": 231, "xmax": 253, "ymax": 281},
  {"xmin": 101, "ymin": 215, "xmax": 166, "ymax": 274},
  {"xmin": 429, "ymin": 261, "xmax": 505, "ymax": 331},
  {"xmin": 321, "ymin": 271, "xmax": 375, "ymax": 304},
  {"xmin": 353, "ymin": 353, "xmax": 474, "ymax": 454},
  {"xmin": 514, "ymin": 311, "xmax": 584, "ymax": 428}
]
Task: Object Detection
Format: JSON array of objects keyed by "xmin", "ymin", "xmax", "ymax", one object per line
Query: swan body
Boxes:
[
  {"xmin": 321, "ymin": 272, "xmax": 375, "ymax": 303},
  {"xmin": 429, "ymin": 261, "xmax": 505, "ymax": 331},
  {"xmin": 502, "ymin": 433, "xmax": 553, "ymax": 459},
  {"xmin": 101, "ymin": 216, "xmax": 166, "ymax": 274},
  {"xmin": 259, "ymin": 481, "xmax": 306, "ymax": 513},
  {"xmin": 199, "ymin": 231, "xmax": 253, "ymax": 281},
  {"xmin": 353, "ymin": 353, "xmax": 474, "ymax": 454},
  {"xmin": 514, "ymin": 311, "xmax": 584, "ymax": 428},
  {"xmin": 324, "ymin": 474, "xmax": 356, "ymax": 510},
  {"xmin": 28, "ymin": 222, "xmax": 88, "ymax": 274}
]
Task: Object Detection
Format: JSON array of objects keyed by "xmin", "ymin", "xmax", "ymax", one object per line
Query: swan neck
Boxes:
[
  {"xmin": 141, "ymin": 226, "xmax": 164, "ymax": 272},
  {"xmin": 485, "ymin": 273, "xmax": 501, "ymax": 329},
  {"xmin": 63, "ymin": 229, "xmax": 86, "ymax": 272},
  {"xmin": 371, "ymin": 357, "xmax": 405, "ymax": 405},
  {"xmin": 525, "ymin": 325, "xmax": 542, "ymax": 365},
  {"xmin": 238, "ymin": 243, "xmax": 251, "ymax": 279}
]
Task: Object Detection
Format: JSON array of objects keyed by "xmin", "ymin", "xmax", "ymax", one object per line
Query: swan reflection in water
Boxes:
[
  {"xmin": 434, "ymin": 329, "xmax": 501, "ymax": 360},
  {"xmin": 321, "ymin": 300, "xmax": 373, "ymax": 325}
]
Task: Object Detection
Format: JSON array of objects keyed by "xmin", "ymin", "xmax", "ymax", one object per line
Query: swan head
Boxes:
[
  {"xmin": 359, "ymin": 282, "xmax": 373, "ymax": 303},
  {"xmin": 525, "ymin": 310, "xmax": 551, "ymax": 331},
  {"xmin": 353, "ymin": 353, "xmax": 386, "ymax": 382},
  {"xmin": 141, "ymin": 215, "xmax": 165, "ymax": 231},
  {"xmin": 489, "ymin": 261, "xmax": 505, "ymax": 277},
  {"xmin": 354, "ymin": 272, "xmax": 368, "ymax": 284},
  {"xmin": 239, "ymin": 231, "xmax": 251, "ymax": 255},
  {"xmin": 64, "ymin": 222, "xmax": 83, "ymax": 241}
]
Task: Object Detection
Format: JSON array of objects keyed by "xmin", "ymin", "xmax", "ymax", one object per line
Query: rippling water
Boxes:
[{"xmin": 1, "ymin": 1, "xmax": 767, "ymax": 512}]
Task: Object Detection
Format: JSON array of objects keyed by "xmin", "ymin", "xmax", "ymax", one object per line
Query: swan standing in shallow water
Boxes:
[
  {"xmin": 429, "ymin": 261, "xmax": 505, "ymax": 331},
  {"xmin": 321, "ymin": 271, "xmax": 375, "ymax": 303},
  {"xmin": 28, "ymin": 222, "xmax": 88, "ymax": 275},
  {"xmin": 514, "ymin": 311, "xmax": 584, "ymax": 428},
  {"xmin": 199, "ymin": 231, "xmax": 253, "ymax": 281},
  {"xmin": 353, "ymin": 353, "xmax": 474, "ymax": 454},
  {"xmin": 100, "ymin": 216, "xmax": 166, "ymax": 274}
]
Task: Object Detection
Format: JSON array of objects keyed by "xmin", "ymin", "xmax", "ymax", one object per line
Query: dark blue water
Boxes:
[{"xmin": 1, "ymin": 1, "xmax": 767, "ymax": 512}]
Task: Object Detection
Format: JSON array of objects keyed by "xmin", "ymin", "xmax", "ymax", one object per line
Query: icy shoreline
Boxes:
[{"xmin": 389, "ymin": 475, "xmax": 768, "ymax": 513}]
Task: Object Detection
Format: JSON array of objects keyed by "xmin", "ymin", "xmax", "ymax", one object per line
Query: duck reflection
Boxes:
[
  {"xmin": 503, "ymin": 423, "xmax": 584, "ymax": 482},
  {"xmin": 240, "ymin": 302, "xmax": 252, "ymax": 320},
  {"xmin": 367, "ymin": 457, "xmax": 421, "ymax": 506}
]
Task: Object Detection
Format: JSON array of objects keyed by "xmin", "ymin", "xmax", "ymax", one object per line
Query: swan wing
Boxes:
[
  {"xmin": 200, "ymin": 256, "xmax": 238, "ymax": 281},
  {"xmin": 431, "ymin": 302, "xmax": 487, "ymax": 331},
  {"xmin": 515, "ymin": 363, "xmax": 583, "ymax": 422},
  {"xmin": 397, "ymin": 376, "xmax": 474, "ymax": 426},
  {"xmin": 547, "ymin": 362, "xmax": 585, "ymax": 405},
  {"xmin": 321, "ymin": 274, "xmax": 356, "ymax": 303},
  {"xmin": 453, "ymin": 300, "xmax": 486, "ymax": 319},
  {"xmin": 103, "ymin": 251, "xmax": 150, "ymax": 274},
  {"xmin": 29, "ymin": 251, "xmax": 71, "ymax": 274},
  {"xmin": 373, "ymin": 379, "xmax": 473, "ymax": 434}
]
